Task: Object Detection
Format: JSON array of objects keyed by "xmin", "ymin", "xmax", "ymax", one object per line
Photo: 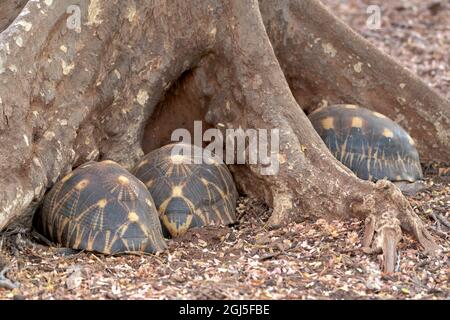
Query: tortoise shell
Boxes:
[
  {"xmin": 35, "ymin": 160, "xmax": 167, "ymax": 254},
  {"xmin": 132, "ymin": 143, "xmax": 238, "ymax": 237},
  {"xmin": 308, "ymin": 104, "xmax": 423, "ymax": 182}
]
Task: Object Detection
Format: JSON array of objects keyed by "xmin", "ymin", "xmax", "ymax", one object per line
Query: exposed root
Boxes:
[
  {"xmin": 362, "ymin": 212, "xmax": 402, "ymax": 273},
  {"xmin": 430, "ymin": 213, "xmax": 450, "ymax": 230},
  {"xmin": 429, "ymin": 226, "xmax": 449, "ymax": 239},
  {"xmin": 0, "ymin": 0, "xmax": 443, "ymax": 280},
  {"xmin": 401, "ymin": 211, "xmax": 440, "ymax": 254},
  {"xmin": 0, "ymin": 266, "xmax": 19, "ymax": 290},
  {"xmin": 267, "ymin": 191, "xmax": 294, "ymax": 228},
  {"xmin": 374, "ymin": 180, "xmax": 439, "ymax": 254}
]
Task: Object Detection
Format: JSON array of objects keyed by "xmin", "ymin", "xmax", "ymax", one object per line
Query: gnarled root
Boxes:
[
  {"xmin": 0, "ymin": 266, "xmax": 19, "ymax": 290},
  {"xmin": 349, "ymin": 180, "xmax": 439, "ymax": 272},
  {"xmin": 373, "ymin": 180, "xmax": 439, "ymax": 254},
  {"xmin": 165, "ymin": 0, "xmax": 440, "ymax": 273},
  {"xmin": 400, "ymin": 210, "xmax": 440, "ymax": 254},
  {"xmin": 362, "ymin": 213, "xmax": 402, "ymax": 274},
  {"xmin": 0, "ymin": 0, "xmax": 442, "ymax": 276}
]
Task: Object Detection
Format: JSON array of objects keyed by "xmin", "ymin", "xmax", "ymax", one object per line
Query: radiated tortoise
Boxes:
[
  {"xmin": 34, "ymin": 160, "xmax": 167, "ymax": 254},
  {"xmin": 132, "ymin": 143, "xmax": 238, "ymax": 237},
  {"xmin": 308, "ymin": 104, "xmax": 424, "ymax": 193}
]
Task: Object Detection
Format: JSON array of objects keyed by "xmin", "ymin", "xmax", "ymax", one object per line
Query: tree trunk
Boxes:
[
  {"xmin": 0, "ymin": 0, "xmax": 28, "ymax": 33},
  {"xmin": 0, "ymin": 0, "xmax": 444, "ymax": 272}
]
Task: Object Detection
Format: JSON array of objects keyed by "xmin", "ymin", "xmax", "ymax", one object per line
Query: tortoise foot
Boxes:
[{"xmin": 394, "ymin": 180, "xmax": 428, "ymax": 197}]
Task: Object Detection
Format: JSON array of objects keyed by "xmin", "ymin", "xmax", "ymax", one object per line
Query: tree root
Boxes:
[
  {"xmin": 354, "ymin": 180, "xmax": 440, "ymax": 272},
  {"xmin": 362, "ymin": 213, "xmax": 402, "ymax": 273},
  {"xmin": 0, "ymin": 0, "xmax": 443, "ymax": 276},
  {"xmin": 0, "ymin": 266, "xmax": 19, "ymax": 290},
  {"xmin": 430, "ymin": 213, "xmax": 450, "ymax": 230}
]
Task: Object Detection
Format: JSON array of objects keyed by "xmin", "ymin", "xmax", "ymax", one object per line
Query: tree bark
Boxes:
[
  {"xmin": 0, "ymin": 0, "xmax": 444, "ymax": 272},
  {"xmin": 0, "ymin": 0, "xmax": 28, "ymax": 33}
]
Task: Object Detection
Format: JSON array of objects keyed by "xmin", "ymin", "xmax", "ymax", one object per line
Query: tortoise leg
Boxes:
[{"xmin": 394, "ymin": 181, "xmax": 428, "ymax": 197}]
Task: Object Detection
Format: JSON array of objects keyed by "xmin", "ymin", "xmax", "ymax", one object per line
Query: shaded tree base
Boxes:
[{"xmin": 0, "ymin": 0, "xmax": 447, "ymax": 272}]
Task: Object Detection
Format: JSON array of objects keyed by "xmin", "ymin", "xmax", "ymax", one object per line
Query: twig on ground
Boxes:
[{"xmin": 259, "ymin": 252, "xmax": 283, "ymax": 261}]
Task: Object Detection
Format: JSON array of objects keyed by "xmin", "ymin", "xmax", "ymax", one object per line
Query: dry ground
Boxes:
[
  {"xmin": 0, "ymin": 0, "xmax": 449, "ymax": 300},
  {"xmin": 0, "ymin": 174, "xmax": 448, "ymax": 300}
]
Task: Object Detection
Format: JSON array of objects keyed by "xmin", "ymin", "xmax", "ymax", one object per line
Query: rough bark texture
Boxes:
[
  {"xmin": 0, "ymin": 0, "xmax": 445, "ymax": 272},
  {"xmin": 0, "ymin": 0, "xmax": 28, "ymax": 33}
]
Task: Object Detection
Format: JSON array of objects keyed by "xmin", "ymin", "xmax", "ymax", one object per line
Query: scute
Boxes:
[
  {"xmin": 35, "ymin": 160, "xmax": 167, "ymax": 255},
  {"xmin": 133, "ymin": 143, "xmax": 238, "ymax": 237},
  {"xmin": 308, "ymin": 104, "xmax": 423, "ymax": 182}
]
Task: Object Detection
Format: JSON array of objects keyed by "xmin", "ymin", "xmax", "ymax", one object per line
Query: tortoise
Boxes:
[
  {"xmin": 34, "ymin": 160, "xmax": 167, "ymax": 255},
  {"xmin": 308, "ymin": 104, "xmax": 424, "ymax": 194},
  {"xmin": 132, "ymin": 143, "xmax": 238, "ymax": 237}
]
